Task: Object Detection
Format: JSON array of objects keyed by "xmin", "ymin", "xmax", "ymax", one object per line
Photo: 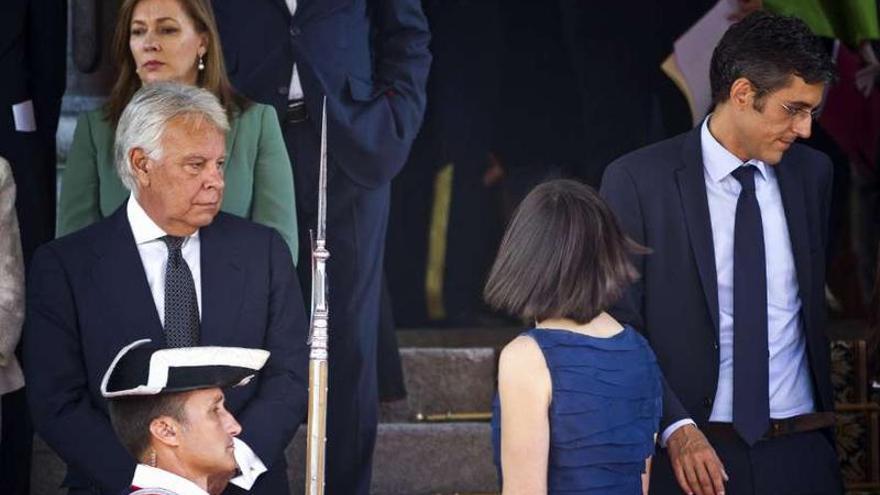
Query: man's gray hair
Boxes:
[{"xmin": 114, "ymin": 82, "xmax": 230, "ymax": 192}]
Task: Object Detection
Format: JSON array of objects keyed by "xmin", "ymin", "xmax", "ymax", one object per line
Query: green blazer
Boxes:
[{"xmin": 58, "ymin": 102, "xmax": 298, "ymax": 261}]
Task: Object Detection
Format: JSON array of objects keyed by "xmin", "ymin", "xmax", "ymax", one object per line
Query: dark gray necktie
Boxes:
[
  {"xmin": 161, "ymin": 235, "xmax": 200, "ymax": 347},
  {"xmin": 731, "ymin": 165, "xmax": 770, "ymax": 446}
]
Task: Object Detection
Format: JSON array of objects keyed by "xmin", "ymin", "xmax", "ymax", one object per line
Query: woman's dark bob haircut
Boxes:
[{"xmin": 484, "ymin": 179, "xmax": 647, "ymax": 325}]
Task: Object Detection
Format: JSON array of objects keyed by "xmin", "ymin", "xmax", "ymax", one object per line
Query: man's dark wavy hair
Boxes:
[{"xmin": 710, "ymin": 11, "xmax": 835, "ymax": 108}]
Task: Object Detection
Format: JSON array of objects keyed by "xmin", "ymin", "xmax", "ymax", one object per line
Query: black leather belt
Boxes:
[
  {"xmin": 704, "ymin": 412, "xmax": 836, "ymax": 442},
  {"xmin": 285, "ymin": 99, "xmax": 308, "ymax": 125}
]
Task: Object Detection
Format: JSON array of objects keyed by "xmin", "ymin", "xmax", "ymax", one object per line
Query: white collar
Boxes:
[
  {"xmin": 131, "ymin": 464, "xmax": 209, "ymax": 495},
  {"xmin": 126, "ymin": 194, "xmax": 199, "ymax": 246},
  {"xmin": 701, "ymin": 116, "xmax": 768, "ymax": 184}
]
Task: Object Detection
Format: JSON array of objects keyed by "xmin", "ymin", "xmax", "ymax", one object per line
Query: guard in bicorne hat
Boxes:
[{"xmin": 100, "ymin": 340, "xmax": 269, "ymax": 495}]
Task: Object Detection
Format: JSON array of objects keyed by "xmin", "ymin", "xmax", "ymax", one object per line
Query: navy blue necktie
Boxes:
[
  {"xmin": 162, "ymin": 235, "xmax": 200, "ymax": 347},
  {"xmin": 731, "ymin": 165, "xmax": 770, "ymax": 446}
]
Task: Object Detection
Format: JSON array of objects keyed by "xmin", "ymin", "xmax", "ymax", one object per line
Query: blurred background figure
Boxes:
[
  {"xmin": 0, "ymin": 157, "xmax": 26, "ymax": 494},
  {"xmin": 58, "ymin": 0, "xmax": 299, "ymax": 259},
  {"xmin": 386, "ymin": 0, "xmax": 506, "ymax": 328},
  {"xmin": 0, "ymin": 1, "xmax": 66, "ymax": 494}
]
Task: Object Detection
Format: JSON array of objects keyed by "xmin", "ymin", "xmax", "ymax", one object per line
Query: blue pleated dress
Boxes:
[{"xmin": 492, "ymin": 326, "xmax": 662, "ymax": 494}]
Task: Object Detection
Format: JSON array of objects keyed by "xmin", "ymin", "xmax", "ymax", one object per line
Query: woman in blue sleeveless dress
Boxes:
[{"xmin": 484, "ymin": 179, "xmax": 662, "ymax": 494}]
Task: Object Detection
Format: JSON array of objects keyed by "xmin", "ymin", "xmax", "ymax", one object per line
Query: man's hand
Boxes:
[
  {"xmin": 206, "ymin": 469, "xmax": 235, "ymax": 495},
  {"xmin": 666, "ymin": 424, "xmax": 728, "ymax": 495},
  {"xmin": 856, "ymin": 41, "xmax": 880, "ymax": 98}
]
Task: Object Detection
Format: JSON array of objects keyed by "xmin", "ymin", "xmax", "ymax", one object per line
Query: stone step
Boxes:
[
  {"xmin": 286, "ymin": 422, "xmax": 497, "ymax": 495},
  {"xmin": 380, "ymin": 347, "xmax": 497, "ymax": 423},
  {"xmin": 396, "ymin": 327, "xmax": 521, "ymax": 349}
]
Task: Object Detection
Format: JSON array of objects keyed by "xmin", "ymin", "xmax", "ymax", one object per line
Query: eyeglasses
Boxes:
[{"xmin": 779, "ymin": 102, "xmax": 820, "ymax": 122}]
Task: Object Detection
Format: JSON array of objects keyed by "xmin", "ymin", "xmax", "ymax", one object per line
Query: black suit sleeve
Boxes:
[
  {"xmin": 234, "ymin": 230, "xmax": 309, "ymax": 467},
  {"xmin": 819, "ymin": 155, "xmax": 833, "ymax": 256},
  {"xmin": 600, "ymin": 162, "xmax": 690, "ymax": 430},
  {"xmin": 599, "ymin": 163, "xmax": 646, "ymax": 329},
  {"xmin": 24, "ymin": 246, "xmax": 135, "ymax": 491}
]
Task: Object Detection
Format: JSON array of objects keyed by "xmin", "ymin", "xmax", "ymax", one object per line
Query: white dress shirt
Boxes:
[
  {"xmin": 661, "ymin": 117, "xmax": 816, "ymax": 445},
  {"xmin": 125, "ymin": 196, "xmax": 267, "ymax": 488},
  {"xmin": 127, "ymin": 196, "xmax": 202, "ymax": 326},
  {"xmin": 131, "ymin": 464, "xmax": 209, "ymax": 495},
  {"xmin": 285, "ymin": 0, "xmax": 304, "ymax": 100}
]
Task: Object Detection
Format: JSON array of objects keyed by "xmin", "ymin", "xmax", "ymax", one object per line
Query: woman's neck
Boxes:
[{"xmin": 536, "ymin": 312, "xmax": 623, "ymax": 338}]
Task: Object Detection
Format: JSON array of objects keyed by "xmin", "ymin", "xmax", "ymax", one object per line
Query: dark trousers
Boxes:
[
  {"xmin": 284, "ymin": 120, "xmax": 387, "ymax": 495},
  {"xmin": 0, "ymin": 387, "xmax": 32, "ymax": 495},
  {"xmin": 0, "ymin": 128, "xmax": 55, "ymax": 495},
  {"xmin": 651, "ymin": 427, "xmax": 843, "ymax": 495}
]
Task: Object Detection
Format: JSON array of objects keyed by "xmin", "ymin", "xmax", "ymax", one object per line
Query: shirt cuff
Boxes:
[
  {"xmin": 230, "ymin": 437, "xmax": 267, "ymax": 490},
  {"xmin": 660, "ymin": 418, "xmax": 696, "ymax": 448}
]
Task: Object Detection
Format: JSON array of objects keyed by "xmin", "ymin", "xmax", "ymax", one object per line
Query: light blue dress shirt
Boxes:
[{"xmin": 662, "ymin": 117, "xmax": 815, "ymax": 443}]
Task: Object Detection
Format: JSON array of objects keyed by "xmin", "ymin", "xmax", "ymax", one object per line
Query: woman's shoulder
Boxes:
[
  {"xmin": 229, "ymin": 102, "xmax": 283, "ymax": 140},
  {"xmin": 235, "ymin": 102, "xmax": 277, "ymax": 123},
  {"xmin": 73, "ymin": 108, "xmax": 113, "ymax": 137},
  {"xmin": 499, "ymin": 333, "xmax": 543, "ymax": 368},
  {"xmin": 622, "ymin": 324, "xmax": 658, "ymax": 354},
  {"xmin": 499, "ymin": 333, "xmax": 550, "ymax": 380},
  {"xmin": 70, "ymin": 108, "xmax": 115, "ymax": 155},
  {"xmin": 498, "ymin": 332, "xmax": 551, "ymax": 403}
]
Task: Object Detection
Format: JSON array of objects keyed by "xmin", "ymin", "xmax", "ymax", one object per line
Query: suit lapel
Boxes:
[
  {"xmin": 675, "ymin": 128, "xmax": 720, "ymax": 336},
  {"xmin": 775, "ymin": 158, "xmax": 812, "ymax": 325},
  {"xmin": 198, "ymin": 215, "xmax": 245, "ymax": 346},
  {"xmin": 90, "ymin": 205, "xmax": 166, "ymax": 345}
]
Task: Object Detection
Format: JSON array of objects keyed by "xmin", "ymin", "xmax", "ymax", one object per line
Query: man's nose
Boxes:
[
  {"xmin": 204, "ymin": 163, "xmax": 225, "ymax": 190},
  {"xmin": 225, "ymin": 412, "xmax": 242, "ymax": 437},
  {"xmin": 793, "ymin": 115, "xmax": 812, "ymax": 139}
]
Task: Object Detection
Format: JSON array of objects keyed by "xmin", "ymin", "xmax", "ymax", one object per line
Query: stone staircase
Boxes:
[{"xmin": 30, "ymin": 328, "xmax": 520, "ymax": 495}]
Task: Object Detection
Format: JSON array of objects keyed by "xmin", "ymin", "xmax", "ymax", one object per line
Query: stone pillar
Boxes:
[
  {"xmin": 66, "ymin": 0, "xmax": 120, "ymax": 101},
  {"xmin": 57, "ymin": 0, "xmax": 122, "ymax": 170}
]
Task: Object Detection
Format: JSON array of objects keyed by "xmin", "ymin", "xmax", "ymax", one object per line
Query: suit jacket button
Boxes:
[
  {"xmin": 289, "ymin": 26, "xmax": 301, "ymax": 37},
  {"xmin": 278, "ymin": 86, "xmax": 289, "ymax": 95},
  {"xmin": 703, "ymin": 397, "xmax": 713, "ymax": 408}
]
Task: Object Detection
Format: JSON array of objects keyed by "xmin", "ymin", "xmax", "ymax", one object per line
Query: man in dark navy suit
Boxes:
[
  {"xmin": 24, "ymin": 83, "xmax": 309, "ymax": 495},
  {"xmin": 0, "ymin": 2, "xmax": 66, "ymax": 492},
  {"xmin": 601, "ymin": 12, "xmax": 842, "ymax": 495},
  {"xmin": 211, "ymin": 1, "xmax": 431, "ymax": 493}
]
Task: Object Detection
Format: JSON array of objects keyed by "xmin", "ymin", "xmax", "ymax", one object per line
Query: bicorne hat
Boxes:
[{"xmin": 101, "ymin": 339, "xmax": 270, "ymax": 398}]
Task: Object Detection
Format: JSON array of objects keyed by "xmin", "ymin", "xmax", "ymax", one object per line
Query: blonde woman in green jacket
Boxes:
[{"xmin": 58, "ymin": 0, "xmax": 298, "ymax": 260}]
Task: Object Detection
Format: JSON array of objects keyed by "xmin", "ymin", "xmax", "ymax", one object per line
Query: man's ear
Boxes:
[
  {"xmin": 130, "ymin": 148, "xmax": 152, "ymax": 188},
  {"xmin": 729, "ymin": 77, "xmax": 755, "ymax": 110},
  {"xmin": 149, "ymin": 416, "xmax": 182, "ymax": 448}
]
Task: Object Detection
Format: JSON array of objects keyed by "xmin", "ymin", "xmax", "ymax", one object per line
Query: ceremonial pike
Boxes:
[{"xmin": 305, "ymin": 98, "xmax": 330, "ymax": 495}]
